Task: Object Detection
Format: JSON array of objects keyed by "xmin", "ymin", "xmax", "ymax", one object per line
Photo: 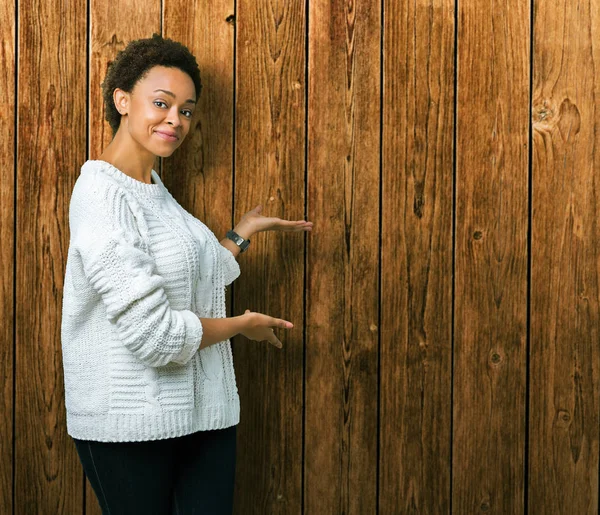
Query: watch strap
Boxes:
[{"xmin": 226, "ymin": 229, "xmax": 250, "ymax": 252}]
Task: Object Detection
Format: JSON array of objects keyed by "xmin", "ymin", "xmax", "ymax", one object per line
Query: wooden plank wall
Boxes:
[
  {"xmin": 529, "ymin": 0, "xmax": 600, "ymax": 512},
  {"xmin": 380, "ymin": 0, "xmax": 454, "ymax": 511},
  {"xmin": 453, "ymin": 0, "xmax": 530, "ymax": 511},
  {"xmin": 1, "ymin": 0, "xmax": 15, "ymax": 513},
  {"xmin": 3, "ymin": 0, "xmax": 599, "ymax": 513},
  {"xmin": 15, "ymin": 0, "xmax": 86, "ymax": 512}
]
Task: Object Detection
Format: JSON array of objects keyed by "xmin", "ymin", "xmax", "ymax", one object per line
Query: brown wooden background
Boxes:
[{"xmin": 2, "ymin": 0, "xmax": 599, "ymax": 513}]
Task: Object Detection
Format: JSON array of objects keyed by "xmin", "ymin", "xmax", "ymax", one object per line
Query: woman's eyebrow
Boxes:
[{"xmin": 153, "ymin": 88, "xmax": 196, "ymax": 104}]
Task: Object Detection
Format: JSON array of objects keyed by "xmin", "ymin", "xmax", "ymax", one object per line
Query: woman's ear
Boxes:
[{"xmin": 113, "ymin": 88, "xmax": 129, "ymax": 116}]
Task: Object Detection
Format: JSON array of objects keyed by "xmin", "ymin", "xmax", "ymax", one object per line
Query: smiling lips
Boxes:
[{"xmin": 155, "ymin": 130, "xmax": 179, "ymax": 142}]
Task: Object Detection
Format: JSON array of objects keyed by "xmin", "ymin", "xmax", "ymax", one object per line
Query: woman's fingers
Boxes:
[
  {"xmin": 241, "ymin": 311, "xmax": 293, "ymax": 348},
  {"xmin": 286, "ymin": 220, "xmax": 313, "ymax": 231},
  {"xmin": 272, "ymin": 318, "xmax": 293, "ymax": 329},
  {"xmin": 274, "ymin": 219, "xmax": 313, "ymax": 231},
  {"xmin": 270, "ymin": 333, "xmax": 283, "ymax": 348},
  {"xmin": 269, "ymin": 319, "xmax": 292, "ymax": 348}
]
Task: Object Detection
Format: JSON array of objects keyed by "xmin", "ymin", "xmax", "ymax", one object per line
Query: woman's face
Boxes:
[{"xmin": 114, "ymin": 65, "xmax": 197, "ymax": 158}]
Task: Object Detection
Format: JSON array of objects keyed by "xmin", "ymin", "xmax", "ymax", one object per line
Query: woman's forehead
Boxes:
[{"xmin": 137, "ymin": 66, "xmax": 196, "ymax": 99}]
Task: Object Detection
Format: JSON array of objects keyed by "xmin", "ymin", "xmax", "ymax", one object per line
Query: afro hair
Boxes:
[{"xmin": 101, "ymin": 33, "xmax": 202, "ymax": 137}]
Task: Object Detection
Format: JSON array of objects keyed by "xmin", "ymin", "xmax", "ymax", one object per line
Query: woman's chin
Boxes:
[{"xmin": 154, "ymin": 147, "xmax": 177, "ymax": 158}]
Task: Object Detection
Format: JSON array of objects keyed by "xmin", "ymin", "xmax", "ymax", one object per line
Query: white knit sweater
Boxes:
[{"xmin": 61, "ymin": 159, "xmax": 241, "ymax": 442}]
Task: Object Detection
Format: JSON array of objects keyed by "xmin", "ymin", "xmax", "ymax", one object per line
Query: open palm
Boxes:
[{"xmin": 239, "ymin": 204, "xmax": 313, "ymax": 234}]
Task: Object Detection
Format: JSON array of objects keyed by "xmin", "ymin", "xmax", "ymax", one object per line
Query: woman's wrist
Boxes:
[
  {"xmin": 219, "ymin": 221, "xmax": 254, "ymax": 258},
  {"xmin": 198, "ymin": 315, "xmax": 247, "ymax": 349},
  {"xmin": 232, "ymin": 221, "xmax": 254, "ymax": 240}
]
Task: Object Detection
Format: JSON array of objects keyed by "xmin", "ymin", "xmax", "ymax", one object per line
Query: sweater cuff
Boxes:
[
  {"xmin": 219, "ymin": 245, "xmax": 241, "ymax": 286},
  {"xmin": 172, "ymin": 310, "xmax": 204, "ymax": 364}
]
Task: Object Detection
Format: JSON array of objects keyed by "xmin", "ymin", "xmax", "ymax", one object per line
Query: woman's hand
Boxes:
[
  {"xmin": 239, "ymin": 309, "xmax": 294, "ymax": 348},
  {"xmin": 235, "ymin": 204, "xmax": 313, "ymax": 237}
]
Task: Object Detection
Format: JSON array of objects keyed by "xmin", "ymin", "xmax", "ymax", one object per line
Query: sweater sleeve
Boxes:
[
  {"xmin": 219, "ymin": 244, "xmax": 241, "ymax": 286},
  {"xmin": 70, "ymin": 179, "xmax": 203, "ymax": 368}
]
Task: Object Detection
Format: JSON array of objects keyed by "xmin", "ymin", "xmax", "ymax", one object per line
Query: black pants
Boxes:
[{"xmin": 72, "ymin": 424, "xmax": 237, "ymax": 515}]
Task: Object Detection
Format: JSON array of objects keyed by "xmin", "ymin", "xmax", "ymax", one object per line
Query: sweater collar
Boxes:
[{"xmin": 84, "ymin": 159, "xmax": 165, "ymax": 198}]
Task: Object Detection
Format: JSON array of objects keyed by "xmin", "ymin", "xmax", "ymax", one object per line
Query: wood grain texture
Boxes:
[
  {"xmin": 379, "ymin": 0, "xmax": 455, "ymax": 512},
  {"xmin": 15, "ymin": 0, "xmax": 87, "ymax": 512},
  {"xmin": 0, "ymin": 0, "xmax": 15, "ymax": 512},
  {"xmin": 305, "ymin": 0, "xmax": 380, "ymax": 513},
  {"xmin": 529, "ymin": 0, "xmax": 600, "ymax": 512},
  {"xmin": 87, "ymin": 2, "xmax": 161, "ymax": 513},
  {"xmin": 453, "ymin": 0, "xmax": 530, "ymax": 512},
  {"xmin": 232, "ymin": 0, "xmax": 306, "ymax": 512}
]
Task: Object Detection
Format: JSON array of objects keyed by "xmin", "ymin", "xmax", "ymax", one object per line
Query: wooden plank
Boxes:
[
  {"xmin": 232, "ymin": 0, "xmax": 305, "ymax": 512},
  {"xmin": 379, "ymin": 0, "xmax": 455, "ymax": 512},
  {"xmin": 87, "ymin": 3, "xmax": 161, "ymax": 513},
  {"xmin": 529, "ymin": 0, "xmax": 600, "ymax": 511},
  {"xmin": 0, "ymin": 0, "xmax": 15, "ymax": 512},
  {"xmin": 162, "ymin": 1, "xmax": 234, "ymax": 239},
  {"xmin": 15, "ymin": 0, "xmax": 87, "ymax": 512},
  {"xmin": 305, "ymin": 0, "xmax": 380, "ymax": 512},
  {"xmin": 452, "ymin": 0, "xmax": 530, "ymax": 512}
]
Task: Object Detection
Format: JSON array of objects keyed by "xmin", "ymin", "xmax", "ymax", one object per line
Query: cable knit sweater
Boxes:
[{"xmin": 61, "ymin": 159, "xmax": 241, "ymax": 442}]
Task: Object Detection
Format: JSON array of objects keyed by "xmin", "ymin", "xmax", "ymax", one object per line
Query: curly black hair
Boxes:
[{"xmin": 101, "ymin": 33, "xmax": 202, "ymax": 137}]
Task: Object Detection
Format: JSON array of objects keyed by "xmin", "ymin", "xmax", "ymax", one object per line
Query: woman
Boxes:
[{"xmin": 60, "ymin": 33, "xmax": 312, "ymax": 514}]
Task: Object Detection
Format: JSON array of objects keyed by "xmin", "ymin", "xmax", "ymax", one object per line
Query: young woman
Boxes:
[{"xmin": 60, "ymin": 33, "xmax": 312, "ymax": 514}]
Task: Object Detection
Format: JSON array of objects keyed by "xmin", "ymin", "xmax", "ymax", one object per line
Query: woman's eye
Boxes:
[{"xmin": 154, "ymin": 101, "xmax": 193, "ymax": 118}]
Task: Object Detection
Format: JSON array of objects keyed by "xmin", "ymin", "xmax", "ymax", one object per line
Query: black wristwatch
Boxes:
[{"xmin": 226, "ymin": 229, "xmax": 250, "ymax": 253}]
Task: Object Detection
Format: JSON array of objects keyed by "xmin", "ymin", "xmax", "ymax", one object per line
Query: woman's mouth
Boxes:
[{"xmin": 155, "ymin": 130, "xmax": 178, "ymax": 142}]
